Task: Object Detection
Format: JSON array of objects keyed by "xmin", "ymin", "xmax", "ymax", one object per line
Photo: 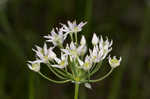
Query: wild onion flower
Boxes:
[
  {"xmin": 61, "ymin": 41, "xmax": 87, "ymax": 59},
  {"xmin": 78, "ymin": 55, "xmax": 93, "ymax": 71},
  {"xmin": 92, "ymin": 33, "xmax": 99, "ymax": 45},
  {"xmin": 27, "ymin": 60, "xmax": 41, "ymax": 72},
  {"xmin": 44, "ymin": 28, "xmax": 66, "ymax": 47},
  {"xmin": 27, "ymin": 20, "xmax": 122, "ymax": 99},
  {"xmin": 61, "ymin": 20, "xmax": 87, "ymax": 34},
  {"xmin": 52, "ymin": 53, "xmax": 68, "ymax": 68},
  {"xmin": 89, "ymin": 45, "xmax": 103, "ymax": 63},
  {"xmin": 32, "ymin": 43, "xmax": 56, "ymax": 63},
  {"xmin": 108, "ymin": 55, "xmax": 122, "ymax": 68},
  {"xmin": 99, "ymin": 36, "xmax": 113, "ymax": 60}
]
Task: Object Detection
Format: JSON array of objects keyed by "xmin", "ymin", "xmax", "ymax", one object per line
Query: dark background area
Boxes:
[{"xmin": 0, "ymin": 0, "xmax": 150, "ymax": 99}]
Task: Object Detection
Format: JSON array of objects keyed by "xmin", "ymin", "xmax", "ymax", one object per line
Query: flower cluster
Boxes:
[{"xmin": 27, "ymin": 20, "xmax": 122, "ymax": 88}]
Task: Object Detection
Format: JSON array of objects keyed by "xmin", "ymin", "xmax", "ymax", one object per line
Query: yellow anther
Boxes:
[
  {"xmin": 60, "ymin": 61, "xmax": 65, "ymax": 66},
  {"xmin": 110, "ymin": 59, "xmax": 118, "ymax": 64}
]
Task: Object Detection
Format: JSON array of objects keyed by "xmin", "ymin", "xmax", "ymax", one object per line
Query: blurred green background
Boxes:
[{"xmin": 0, "ymin": 0, "xmax": 150, "ymax": 99}]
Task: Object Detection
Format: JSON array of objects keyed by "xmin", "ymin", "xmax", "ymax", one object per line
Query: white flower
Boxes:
[
  {"xmin": 44, "ymin": 28, "xmax": 66, "ymax": 47},
  {"xmin": 61, "ymin": 42, "xmax": 80, "ymax": 59},
  {"xmin": 84, "ymin": 83, "xmax": 92, "ymax": 89},
  {"xmin": 61, "ymin": 20, "xmax": 87, "ymax": 34},
  {"xmin": 52, "ymin": 53, "xmax": 68, "ymax": 68},
  {"xmin": 32, "ymin": 43, "xmax": 56, "ymax": 63},
  {"xmin": 61, "ymin": 42, "xmax": 77, "ymax": 59},
  {"xmin": 80, "ymin": 35, "xmax": 86, "ymax": 45},
  {"xmin": 78, "ymin": 35, "xmax": 87, "ymax": 56},
  {"xmin": 27, "ymin": 60, "xmax": 41, "ymax": 72},
  {"xmin": 61, "ymin": 40, "xmax": 87, "ymax": 59},
  {"xmin": 89, "ymin": 45, "xmax": 103, "ymax": 63},
  {"xmin": 108, "ymin": 56, "xmax": 122, "ymax": 68},
  {"xmin": 99, "ymin": 36, "xmax": 113, "ymax": 60},
  {"xmin": 78, "ymin": 55, "xmax": 93, "ymax": 71},
  {"xmin": 77, "ymin": 45, "xmax": 87, "ymax": 56},
  {"xmin": 90, "ymin": 36, "xmax": 112, "ymax": 62},
  {"xmin": 92, "ymin": 33, "xmax": 99, "ymax": 45}
]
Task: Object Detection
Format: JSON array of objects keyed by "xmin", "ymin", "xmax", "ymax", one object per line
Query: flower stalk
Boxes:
[
  {"xmin": 89, "ymin": 68, "xmax": 114, "ymax": 83},
  {"xmin": 74, "ymin": 83, "xmax": 80, "ymax": 99},
  {"xmin": 38, "ymin": 72, "xmax": 70, "ymax": 84}
]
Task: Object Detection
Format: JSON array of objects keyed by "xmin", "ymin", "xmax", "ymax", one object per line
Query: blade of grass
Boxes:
[
  {"xmin": 29, "ymin": 73, "xmax": 35, "ymax": 99},
  {"xmin": 108, "ymin": 44, "xmax": 130, "ymax": 99},
  {"xmin": 129, "ymin": 4, "xmax": 150, "ymax": 99},
  {"xmin": 0, "ymin": 66, "xmax": 6, "ymax": 98}
]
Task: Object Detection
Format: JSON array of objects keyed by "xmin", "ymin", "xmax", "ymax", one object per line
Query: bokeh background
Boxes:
[{"xmin": 0, "ymin": 0, "xmax": 150, "ymax": 99}]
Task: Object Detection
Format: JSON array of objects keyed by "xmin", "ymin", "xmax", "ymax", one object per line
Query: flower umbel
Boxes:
[{"xmin": 27, "ymin": 20, "xmax": 122, "ymax": 99}]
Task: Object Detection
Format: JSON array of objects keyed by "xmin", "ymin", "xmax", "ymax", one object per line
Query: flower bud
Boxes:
[{"xmin": 92, "ymin": 33, "xmax": 99, "ymax": 45}]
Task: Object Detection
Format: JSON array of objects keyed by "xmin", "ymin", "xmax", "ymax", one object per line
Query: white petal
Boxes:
[
  {"xmin": 36, "ymin": 52, "xmax": 44, "ymax": 60},
  {"xmin": 109, "ymin": 40, "xmax": 113, "ymax": 47},
  {"xmin": 48, "ymin": 48, "xmax": 56, "ymax": 59},
  {"xmin": 84, "ymin": 83, "xmax": 92, "ymax": 89},
  {"xmin": 77, "ymin": 45, "xmax": 87, "ymax": 56},
  {"xmin": 43, "ymin": 43, "xmax": 48, "ymax": 55},
  {"xmin": 58, "ymin": 29, "xmax": 63, "ymax": 35},
  {"xmin": 68, "ymin": 21, "xmax": 74, "ymax": 30},
  {"xmin": 34, "ymin": 60, "xmax": 43, "ymax": 63},
  {"xmin": 113, "ymin": 56, "xmax": 117, "ymax": 59},
  {"xmin": 61, "ymin": 49, "xmax": 70, "ymax": 55},
  {"xmin": 27, "ymin": 64, "xmax": 33, "ymax": 70},
  {"xmin": 80, "ymin": 35, "xmax": 86, "ymax": 45},
  {"xmin": 35, "ymin": 45, "xmax": 42, "ymax": 52},
  {"xmin": 51, "ymin": 65, "xmax": 65, "ymax": 68},
  {"xmin": 92, "ymin": 33, "xmax": 99, "ymax": 45},
  {"xmin": 108, "ymin": 55, "xmax": 111, "ymax": 62},
  {"xmin": 93, "ymin": 46, "xmax": 98, "ymax": 56},
  {"xmin": 54, "ymin": 57, "xmax": 61, "ymax": 64},
  {"xmin": 72, "ymin": 20, "xmax": 77, "ymax": 29},
  {"xmin": 51, "ymin": 29, "xmax": 56, "ymax": 36},
  {"xmin": 85, "ymin": 55, "xmax": 90, "ymax": 62},
  {"xmin": 78, "ymin": 58, "xmax": 84, "ymax": 66},
  {"xmin": 99, "ymin": 36, "xmax": 104, "ymax": 48},
  {"xmin": 61, "ymin": 52, "xmax": 65, "ymax": 60},
  {"xmin": 61, "ymin": 24, "xmax": 69, "ymax": 32},
  {"xmin": 78, "ymin": 22, "xmax": 87, "ymax": 28},
  {"xmin": 70, "ymin": 42, "xmax": 76, "ymax": 50},
  {"xmin": 44, "ymin": 35, "xmax": 51, "ymax": 39},
  {"xmin": 119, "ymin": 57, "xmax": 122, "ymax": 62}
]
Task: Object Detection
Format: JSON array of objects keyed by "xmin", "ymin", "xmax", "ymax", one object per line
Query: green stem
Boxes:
[
  {"xmin": 90, "ymin": 62, "xmax": 102, "ymax": 76},
  {"xmin": 75, "ymin": 32, "xmax": 78, "ymax": 44},
  {"xmin": 70, "ymin": 33, "xmax": 74, "ymax": 41},
  {"xmin": 38, "ymin": 72, "xmax": 70, "ymax": 84},
  {"xmin": 54, "ymin": 68, "xmax": 72, "ymax": 78},
  {"xmin": 29, "ymin": 73, "xmax": 35, "ymax": 99},
  {"xmin": 47, "ymin": 65, "xmax": 67, "ymax": 79},
  {"xmin": 74, "ymin": 83, "xmax": 80, "ymax": 99},
  {"xmin": 64, "ymin": 67, "xmax": 73, "ymax": 78},
  {"xmin": 89, "ymin": 68, "xmax": 114, "ymax": 83}
]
